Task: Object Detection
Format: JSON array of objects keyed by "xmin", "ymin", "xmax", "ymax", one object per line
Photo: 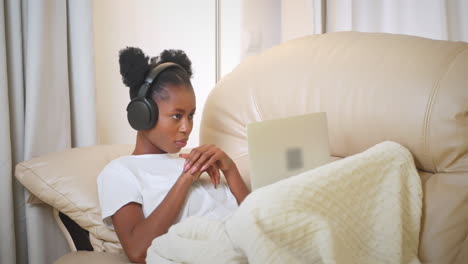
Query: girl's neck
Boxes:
[{"xmin": 132, "ymin": 132, "xmax": 166, "ymax": 155}]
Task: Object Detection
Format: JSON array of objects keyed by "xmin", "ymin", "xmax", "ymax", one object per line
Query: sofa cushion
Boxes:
[{"xmin": 15, "ymin": 144, "xmax": 134, "ymax": 253}]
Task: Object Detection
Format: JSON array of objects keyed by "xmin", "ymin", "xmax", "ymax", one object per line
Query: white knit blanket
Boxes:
[{"xmin": 146, "ymin": 141, "xmax": 422, "ymax": 264}]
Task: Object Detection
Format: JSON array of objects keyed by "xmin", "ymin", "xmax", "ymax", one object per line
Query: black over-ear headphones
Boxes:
[{"xmin": 126, "ymin": 62, "xmax": 185, "ymax": 131}]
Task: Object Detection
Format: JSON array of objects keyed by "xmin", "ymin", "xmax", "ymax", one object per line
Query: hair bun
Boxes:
[
  {"xmin": 119, "ymin": 47, "xmax": 150, "ymax": 89},
  {"xmin": 158, "ymin": 49, "xmax": 193, "ymax": 78}
]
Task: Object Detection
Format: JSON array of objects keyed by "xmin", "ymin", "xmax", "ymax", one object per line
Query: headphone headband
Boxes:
[{"xmin": 137, "ymin": 62, "xmax": 185, "ymax": 98}]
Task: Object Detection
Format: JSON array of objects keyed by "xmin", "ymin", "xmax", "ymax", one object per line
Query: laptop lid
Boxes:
[{"xmin": 247, "ymin": 112, "xmax": 330, "ymax": 190}]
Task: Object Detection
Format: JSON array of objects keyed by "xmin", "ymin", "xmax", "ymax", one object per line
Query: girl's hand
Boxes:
[
  {"xmin": 180, "ymin": 169, "xmax": 202, "ymax": 183},
  {"xmin": 179, "ymin": 144, "xmax": 235, "ymax": 187},
  {"xmin": 204, "ymin": 162, "xmax": 221, "ymax": 188}
]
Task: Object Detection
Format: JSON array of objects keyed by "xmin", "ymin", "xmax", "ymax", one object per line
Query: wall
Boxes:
[
  {"xmin": 240, "ymin": 0, "xmax": 281, "ymax": 59},
  {"xmin": 93, "ymin": 0, "xmax": 241, "ymax": 148}
]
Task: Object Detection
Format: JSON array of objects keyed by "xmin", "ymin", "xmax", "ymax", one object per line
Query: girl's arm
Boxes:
[
  {"xmin": 111, "ymin": 170, "xmax": 201, "ymax": 263},
  {"xmin": 221, "ymin": 163, "xmax": 250, "ymax": 204}
]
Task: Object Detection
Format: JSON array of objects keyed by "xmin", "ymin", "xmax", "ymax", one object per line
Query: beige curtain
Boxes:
[
  {"xmin": 241, "ymin": 0, "xmax": 468, "ymax": 59},
  {"xmin": 1, "ymin": 0, "xmax": 25, "ymax": 263},
  {"xmin": 240, "ymin": 0, "xmax": 323, "ymax": 59},
  {"xmin": 0, "ymin": 0, "xmax": 96, "ymax": 263},
  {"xmin": 325, "ymin": 0, "xmax": 468, "ymax": 42}
]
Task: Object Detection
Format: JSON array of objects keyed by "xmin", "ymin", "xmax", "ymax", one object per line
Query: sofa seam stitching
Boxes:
[
  {"xmin": 250, "ymin": 77, "xmax": 264, "ymax": 122},
  {"xmin": 454, "ymin": 231, "xmax": 468, "ymax": 263},
  {"xmin": 423, "ymin": 45, "xmax": 468, "ymax": 173}
]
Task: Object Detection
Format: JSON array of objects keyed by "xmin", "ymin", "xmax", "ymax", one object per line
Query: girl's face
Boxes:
[{"xmin": 143, "ymin": 84, "xmax": 196, "ymax": 154}]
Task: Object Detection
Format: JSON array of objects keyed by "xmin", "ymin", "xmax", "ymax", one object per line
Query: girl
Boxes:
[{"xmin": 97, "ymin": 47, "xmax": 250, "ymax": 263}]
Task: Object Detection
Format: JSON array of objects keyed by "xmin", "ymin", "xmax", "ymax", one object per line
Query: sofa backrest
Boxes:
[{"xmin": 200, "ymin": 32, "xmax": 468, "ymax": 264}]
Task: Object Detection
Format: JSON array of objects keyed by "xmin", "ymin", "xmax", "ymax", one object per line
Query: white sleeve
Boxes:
[{"xmin": 97, "ymin": 161, "xmax": 142, "ymax": 229}]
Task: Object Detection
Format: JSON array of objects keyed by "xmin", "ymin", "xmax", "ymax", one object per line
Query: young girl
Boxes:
[{"xmin": 97, "ymin": 47, "xmax": 250, "ymax": 263}]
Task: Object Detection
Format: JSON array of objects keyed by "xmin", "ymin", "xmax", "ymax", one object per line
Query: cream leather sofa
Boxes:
[{"xmin": 15, "ymin": 32, "xmax": 468, "ymax": 264}]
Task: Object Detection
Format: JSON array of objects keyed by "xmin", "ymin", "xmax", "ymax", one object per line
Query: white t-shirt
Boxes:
[{"xmin": 97, "ymin": 153, "xmax": 238, "ymax": 229}]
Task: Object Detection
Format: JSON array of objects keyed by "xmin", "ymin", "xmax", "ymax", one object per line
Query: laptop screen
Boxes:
[{"xmin": 247, "ymin": 112, "xmax": 331, "ymax": 190}]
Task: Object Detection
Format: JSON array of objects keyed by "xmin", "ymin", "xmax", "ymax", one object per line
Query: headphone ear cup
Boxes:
[
  {"xmin": 127, "ymin": 97, "xmax": 159, "ymax": 131},
  {"xmin": 146, "ymin": 97, "xmax": 159, "ymax": 127}
]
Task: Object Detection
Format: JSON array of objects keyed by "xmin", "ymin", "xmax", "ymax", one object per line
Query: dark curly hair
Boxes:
[{"xmin": 118, "ymin": 47, "xmax": 193, "ymax": 101}]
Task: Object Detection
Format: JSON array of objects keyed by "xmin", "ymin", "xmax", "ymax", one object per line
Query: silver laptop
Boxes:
[{"xmin": 247, "ymin": 112, "xmax": 330, "ymax": 190}]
